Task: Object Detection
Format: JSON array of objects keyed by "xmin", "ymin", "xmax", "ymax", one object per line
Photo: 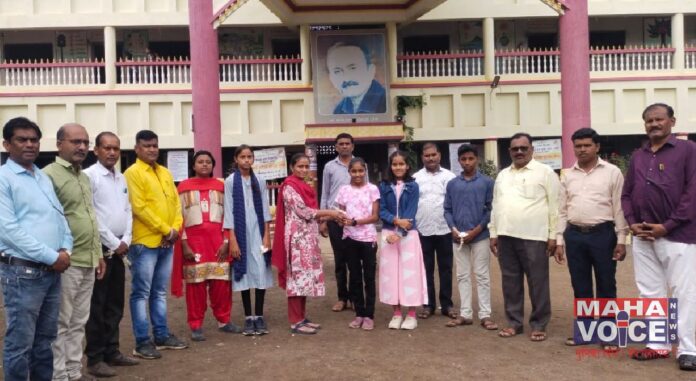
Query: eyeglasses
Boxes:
[
  {"xmin": 60, "ymin": 139, "xmax": 92, "ymax": 148},
  {"xmin": 509, "ymin": 146, "xmax": 530, "ymax": 153}
]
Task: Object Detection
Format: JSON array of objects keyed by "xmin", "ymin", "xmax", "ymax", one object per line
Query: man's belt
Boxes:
[
  {"xmin": 0, "ymin": 252, "xmax": 54, "ymax": 272},
  {"xmin": 567, "ymin": 221, "xmax": 614, "ymax": 234}
]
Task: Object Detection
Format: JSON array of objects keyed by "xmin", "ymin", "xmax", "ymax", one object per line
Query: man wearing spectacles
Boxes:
[
  {"xmin": 44, "ymin": 123, "xmax": 104, "ymax": 381},
  {"xmin": 489, "ymin": 132, "xmax": 560, "ymax": 342}
]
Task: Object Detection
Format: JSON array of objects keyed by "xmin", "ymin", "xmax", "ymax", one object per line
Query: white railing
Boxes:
[
  {"xmin": 117, "ymin": 57, "xmax": 191, "ymax": 85},
  {"xmin": 685, "ymin": 45, "xmax": 696, "ymax": 69},
  {"xmin": 0, "ymin": 59, "xmax": 104, "ymax": 87},
  {"xmin": 397, "ymin": 51, "xmax": 484, "ymax": 78},
  {"xmin": 220, "ymin": 55, "xmax": 302, "ymax": 83},
  {"xmin": 495, "ymin": 48, "xmax": 560, "ymax": 75},
  {"xmin": 590, "ymin": 46, "xmax": 674, "ymax": 72}
]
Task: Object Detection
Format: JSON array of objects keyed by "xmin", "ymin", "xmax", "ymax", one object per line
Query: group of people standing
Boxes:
[{"xmin": 0, "ymin": 101, "xmax": 694, "ymax": 381}]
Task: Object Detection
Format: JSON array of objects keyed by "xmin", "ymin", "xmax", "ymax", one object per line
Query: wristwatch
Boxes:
[{"xmin": 351, "ymin": 218, "xmax": 358, "ymax": 227}]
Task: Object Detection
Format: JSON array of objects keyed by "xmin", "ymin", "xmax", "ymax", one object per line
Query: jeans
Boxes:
[
  {"xmin": 1, "ymin": 263, "xmax": 61, "ymax": 381},
  {"xmin": 327, "ymin": 221, "xmax": 349, "ymax": 302},
  {"xmin": 564, "ymin": 223, "xmax": 617, "ymax": 299},
  {"xmin": 128, "ymin": 244, "xmax": 173, "ymax": 345},
  {"xmin": 419, "ymin": 234, "xmax": 454, "ymax": 313}
]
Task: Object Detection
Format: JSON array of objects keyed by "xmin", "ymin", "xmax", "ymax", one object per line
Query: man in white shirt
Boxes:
[
  {"xmin": 413, "ymin": 143, "xmax": 456, "ymax": 319},
  {"xmin": 84, "ymin": 132, "xmax": 139, "ymax": 377},
  {"xmin": 489, "ymin": 133, "xmax": 560, "ymax": 342}
]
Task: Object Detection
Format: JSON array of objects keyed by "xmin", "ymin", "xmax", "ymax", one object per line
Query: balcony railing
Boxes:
[
  {"xmin": 397, "ymin": 51, "xmax": 484, "ymax": 79},
  {"xmin": 0, "ymin": 59, "xmax": 105, "ymax": 86},
  {"xmin": 495, "ymin": 48, "xmax": 560, "ymax": 75},
  {"xmin": 686, "ymin": 45, "xmax": 696, "ymax": 69},
  {"xmin": 590, "ymin": 46, "xmax": 674, "ymax": 72},
  {"xmin": 0, "ymin": 55, "xmax": 303, "ymax": 87}
]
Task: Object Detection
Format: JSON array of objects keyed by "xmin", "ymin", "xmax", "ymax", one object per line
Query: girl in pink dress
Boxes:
[
  {"xmin": 378, "ymin": 151, "xmax": 428, "ymax": 330},
  {"xmin": 335, "ymin": 158, "xmax": 380, "ymax": 331}
]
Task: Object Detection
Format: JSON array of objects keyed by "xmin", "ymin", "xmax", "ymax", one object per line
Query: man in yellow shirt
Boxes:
[
  {"xmin": 489, "ymin": 132, "xmax": 560, "ymax": 342},
  {"xmin": 124, "ymin": 130, "xmax": 186, "ymax": 360}
]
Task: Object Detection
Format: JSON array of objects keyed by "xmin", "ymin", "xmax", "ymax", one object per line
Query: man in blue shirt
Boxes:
[
  {"xmin": 0, "ymin": 117, "xmax": 72, "ymax": 381},
  {"xmin": 443, "ymin": 144, "xmax": 498, "ymax": 330}
]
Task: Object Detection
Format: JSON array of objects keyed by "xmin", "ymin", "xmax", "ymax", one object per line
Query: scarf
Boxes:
[
  {"xmin": 231, "ymin": 170, "xmax": 266, "ymax": 282},
  {"xmin": 171, "ymin": 177, "xmax": 225, "ymax": 297},
  {"xmin": 271, "ymin": 174, "xmax": 318, "ymax": 289}
]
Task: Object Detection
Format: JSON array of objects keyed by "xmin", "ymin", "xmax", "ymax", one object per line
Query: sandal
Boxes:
[
  {"xmin": 302, "ymin": 319, "xmax": 321, "ymax": 330},
  {"xmin": 565, "ymin": 337, "xmax": 577, "ymax": 346},
  {"xmin": 480, "ymin": 318, "xmax": 498, "ymax": 331},
  {"xmin": 601, "ymin": 342, "xmax": 619, "ymax": 353},
  {"xmin": 498, "ymin": 327, "xmax": 521, "ymax": 338},
  {"xmin": 530, "ymin": 331, "xmax": 547, "ymax": 342},
  {"xmin": 332, "ymin": 300, "xmax": 346, "ymax": 312},
  {"xmin": 417, "ymin": 309, "xmax": 433, "ymax": 319},
  {"xmin": 678, "ymin": 354, "xmax": 696, "ymax": 371},
  {"xmin": 445, "ymin": 316, "xmax": 473, "ymax": 327},
  {"xmin": 443, "ymin": 309, "xmax": 458, "ymax": 319},
  {"xmin": 290, "ymin": 322, "xmax": 316, "ymax": 335},
  {"xmin": 631, "ymin": 348, "xmax": 670, "ymax": 361}
]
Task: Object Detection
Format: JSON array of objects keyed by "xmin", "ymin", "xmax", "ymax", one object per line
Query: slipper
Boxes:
[
  {"xmin": 332, "ymin": 300, "xmax": 346, "ymax": 312},
  {"xmin": 417, "ymin": 309, "xmax": 433, "ymax": 319},
  {"xmin": 498, "ymin": 327, "xmax": 520, "ymax": 338},
  {"xmin": 530, "ymin": 331, "xmax": 547, "ymax": 342},
  {"xmin": 565, "ymin": 337, "xmax": 577, "ymax": 346},
  {"xmin": 302, "ymin": 319, "xmax": 321, "ymax": 330},
  {"xmin": 631, "ymin": 348, "xmax": 670, "ymax": 361},
  {"xmin": 290, "ymin": 322, "xmax": 316, "ymax": 335},
  {"xmin": 480, "ymin": 318, "xmax": 498, "ymax": 331},
  {"xmin": 445, "ymin": 316, "xmax": 473, "ymax": 327}
]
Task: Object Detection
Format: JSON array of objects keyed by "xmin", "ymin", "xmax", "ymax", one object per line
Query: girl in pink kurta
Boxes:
[
  {"xmin": 378, "ymin": 151, "xmax": 428, "ymax": 330},
  {"xmin": 272, "ymin": 153, "xmax": 343, "ymax": 335}
]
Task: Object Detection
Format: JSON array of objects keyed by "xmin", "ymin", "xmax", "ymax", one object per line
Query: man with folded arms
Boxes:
[
  {"xmin": 621, "ymin": 103, "xmax": 696, "ymax": 371},
  {"xmin": 0, "ymin": 117, "xmax": 72, "ymax": 381},
  {"xmin": 554, "ymin": 128, "xmax": 628, "ymax": 352},
  {"xmin": 84, "ymin": 132, "xmax": 140, "ymax": 377}
]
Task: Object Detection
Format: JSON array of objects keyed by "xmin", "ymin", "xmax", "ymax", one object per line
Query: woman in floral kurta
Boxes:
[{"xmin": 272, "ymin": 153, "xmax": 343, "ymax": 335}]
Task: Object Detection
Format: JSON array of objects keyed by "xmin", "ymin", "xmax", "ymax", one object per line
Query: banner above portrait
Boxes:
[{"xmin": 311, "ymin": 29, "xmax": 391, "ymax": 124}]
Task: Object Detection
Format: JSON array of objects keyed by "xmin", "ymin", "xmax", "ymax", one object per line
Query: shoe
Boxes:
[
  {"xmin": 219, "ymin": 322, "xmax": 243, "ymax": 334},
  {"xmin": 679, "ymin": 354, "xmax": 696, "ymax": 371},
  {"xmin": 243, "ymin": 319, "xmax": 256, "ymax": 336},
  {"xmin": 132, "ymin": 342, "xmax": 162, "ymax": 360},
  {"xmin": 255, "ymin": 316, "xmax": 269, "ymax": 335},
  {"xmin": 87, "ymin": 362, "xmax": 116, "ymax": 378},
  {"xmin": 154, "ymin": 334, "xmax": 188, "ymax": 350},
  {"xmin": 401, "ymin": 316, "xmax": 418, "ymax": 330},
  {"xmin": 191, "ymin": 329, "xmax": 206, "ymax": 342},
  {"xmin": 388, "ymin": 315, "xmax": 403, "ymax": 329},
  {"xmin": 106, "ymin": 353, "xmax": 139, "ymax": 367},
  {"xmin": 362, "ymin": 318, "xmax": 374, "ymax": 331},
  {"xmin": 348, "ymin": 316, "xmax": 364, "ymax": 329}
]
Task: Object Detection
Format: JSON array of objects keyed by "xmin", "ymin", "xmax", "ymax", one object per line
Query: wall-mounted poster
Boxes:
[
  {"xmin": 532, "ymin": 138, "xmax": 562, "ymax": 170},
  {"xmin": 644, "ymin": 17, "xmax": 671, "ymax": 47},
  {"xmin": 55, "ymin": 31, "xmax": 89, "ymax": 60},
  {"xmin": 123, "ymin": 30, "xmax": 149, "ymax": 59},
  {"xmin": 458, "ymin": 21, "xmax": 483, "ymax": 51},
  {"xmin": 219, "ymin": 31, "xmax": 264, "ymax": 56},
  {"xmin": 312, "ymin": 30, "xmax": 390, "ymax": 124}
]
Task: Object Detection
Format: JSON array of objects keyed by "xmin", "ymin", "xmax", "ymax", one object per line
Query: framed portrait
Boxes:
[{"xmin": 311, "ymin": 29, "xmax": 390, "ymax": 124}]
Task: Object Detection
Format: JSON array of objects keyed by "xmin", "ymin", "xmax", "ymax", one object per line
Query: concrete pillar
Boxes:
[
  {"xmin": 484, "ymin": 138, "xmax": 498, "ymax": 168},
  {"xmin": 300, "ymin": 24, "xmax": 311, "ymax": 86},
  {"xmin": 483, "ymin": 17, "xmax": 495, "ymax": 81},
  {"xmin": 104, "ymin": 26, "xmax": 116, "ymax": 89},
  {"xmin": 305, "ymin": 143, "xmax": 318, "ymax": 192},
  {"xmin": 672, "ymin": 13, "xmax": 685, "ymax": 70},
  {"xmin": 386, "ymin": 22, "xmax": 398, "ymax": 83},
  {"xmin": 188, "ymin": 0, "xmax": 222, "ymax": 177},
  {"xmin": 559, "ymin": 0, "xmax": 590, "ymax": 168}
]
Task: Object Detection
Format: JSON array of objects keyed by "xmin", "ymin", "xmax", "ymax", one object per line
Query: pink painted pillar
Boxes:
[
  {"xmin": 559, "ymin": 0, "xmax": 591, "ymax": 168},
  {"xmin": 188, "ymin": 0, "xmax": 222, "ymax": 177}
]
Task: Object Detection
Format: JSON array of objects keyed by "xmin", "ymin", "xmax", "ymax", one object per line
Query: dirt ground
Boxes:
[{"xmin": 0, "ymin": 238, "xmax": 689, "ymax": 380}]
